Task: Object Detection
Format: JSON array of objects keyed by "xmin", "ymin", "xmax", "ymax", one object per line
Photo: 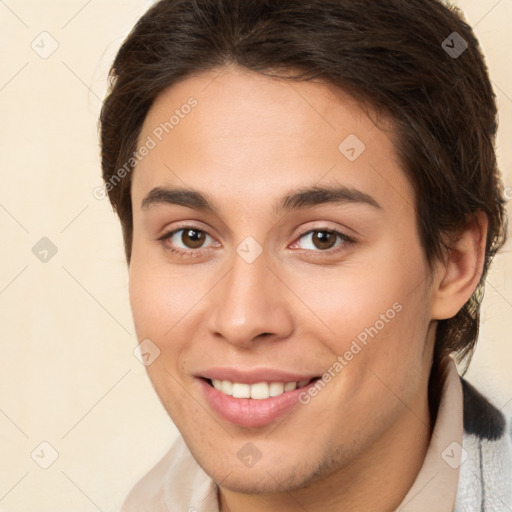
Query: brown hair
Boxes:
[{"xmin": 99, "ymin": 0, "xmax": 507, "ymax": 366}]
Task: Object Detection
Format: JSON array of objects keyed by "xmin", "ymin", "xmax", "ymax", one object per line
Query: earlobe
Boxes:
[{"xmin": 430, "ymin": 211, "xmax": 488, "ymax": 320}]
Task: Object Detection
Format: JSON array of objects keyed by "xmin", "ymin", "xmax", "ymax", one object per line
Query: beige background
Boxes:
[{"xmin": 0, "ymin": 1, "xmax": 510, "ymax": 510}]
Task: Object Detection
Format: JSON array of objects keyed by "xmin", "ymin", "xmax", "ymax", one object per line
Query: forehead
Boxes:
[{"xmin": 131, "ymin": 67, "xmax": 414, "ymax": 218}]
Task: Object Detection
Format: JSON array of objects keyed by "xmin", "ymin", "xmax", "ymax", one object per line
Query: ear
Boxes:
[{"xmin": 430, "ymin": 211, "xmax": 489, "ymax": 320}]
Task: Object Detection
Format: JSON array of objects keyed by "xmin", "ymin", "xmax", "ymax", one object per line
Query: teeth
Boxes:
[
  {"xmin": 250, "ymin": 382, "xmax": 269, "ymax": 399},
  {"xmin": 232, "ymin": 383, "xmax": 251, "ymax": 398},
  {"xmin": 211, "ymin": 378, "xmax": 311, "ymax": 399},
  {"xmin": 221, "ymin": 380, "xmax": 233, "ymax": 395},
  {"xmin": 284, "ymin": 381, "xmax": 297, "ymax": 392},
  {"xmin": 269, "ymin": 382, "xmax": 284, "ymax": 397}
]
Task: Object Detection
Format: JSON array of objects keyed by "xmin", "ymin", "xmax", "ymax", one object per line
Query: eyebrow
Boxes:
[{"xmin": 140, "ymin": 184, "xmax": 382, "ymax": 215}]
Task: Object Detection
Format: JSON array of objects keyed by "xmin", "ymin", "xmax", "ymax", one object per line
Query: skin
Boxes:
[{"xmin": 128, "ymin": 64, "xmax": 487, "ymax": 512}]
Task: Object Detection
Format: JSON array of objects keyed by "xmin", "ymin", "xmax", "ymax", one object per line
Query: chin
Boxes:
[
  {"xmin": 192, "ymin": 444, "xmax": 330, "ymax": 495},
  {"xmin": 212, "ymin": 465, "xmax": 309, "ymax": 495}
]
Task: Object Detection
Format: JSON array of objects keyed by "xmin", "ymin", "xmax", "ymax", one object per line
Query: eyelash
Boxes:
[{"xmin": 157, "ymin": 224, "xmax": 356, "ymax": 259}]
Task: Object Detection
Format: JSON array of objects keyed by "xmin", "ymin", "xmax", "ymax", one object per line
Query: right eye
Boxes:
[{"xmin": 158, "ymin": 226, "xmax": 219, "ymax": 257}]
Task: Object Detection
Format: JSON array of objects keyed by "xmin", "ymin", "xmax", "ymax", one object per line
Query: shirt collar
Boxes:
[{"xmin": 396, "ymin": 354, "xmax": 463, "ymax": 511}]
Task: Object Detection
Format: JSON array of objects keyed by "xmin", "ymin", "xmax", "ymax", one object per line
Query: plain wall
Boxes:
[{"xmin": 0, "ymin": 1, "xmax": 510, "ymax": 510}]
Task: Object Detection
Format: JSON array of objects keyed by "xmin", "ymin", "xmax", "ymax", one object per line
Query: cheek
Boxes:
[
  {"xmin": 128, "ymin": 259, "xmax": 197, "ymax": 417},
  {"xmin": 327, "ymin": 272, "xmax": 431, "ymax": 415},
  {"xmin": 294, "ymin": 240, "xmax": 430, "ymax": 380},
  {"xmin": 128, "ymin": 268, "xmax": 168, "ymax": 341},
  {"xmin": 128, "ymin": 250, "xmax": 202, "ymax": 344},
  {"xmin": 286, "ymin": 256, "xmax": 417, "ymax": 346}
]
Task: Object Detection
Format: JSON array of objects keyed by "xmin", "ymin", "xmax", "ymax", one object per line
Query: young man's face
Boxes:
[{"xmin": 129, "ymin": 66, "xmax": 438, "ymax": 495}]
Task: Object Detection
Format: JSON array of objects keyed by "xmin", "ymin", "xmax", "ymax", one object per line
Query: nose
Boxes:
[{"xmin": 206, "ymin": 248, "xmax": 294, "ymax": 348}]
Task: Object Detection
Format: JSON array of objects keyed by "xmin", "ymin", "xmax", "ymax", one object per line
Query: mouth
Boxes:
[
  {"xmin": 202, "ymin": 376, "xmax": 321, "ymax": 399},
  {"xmin": 197, "ymin": 375, "xmax": 322, "ymax": 428}
]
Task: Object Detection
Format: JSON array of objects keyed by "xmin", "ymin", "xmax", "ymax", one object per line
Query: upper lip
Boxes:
[{"xmin": 197, "ymin": 367, "xmax": 320, "ymax": 384}]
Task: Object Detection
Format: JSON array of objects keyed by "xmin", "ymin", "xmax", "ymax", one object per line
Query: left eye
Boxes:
[{"xmin": 295, "ymin": 229, "xmax": 351, "ymax": 251}]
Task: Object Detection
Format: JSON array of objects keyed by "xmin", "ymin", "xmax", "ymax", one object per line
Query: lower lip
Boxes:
[{"xmin": 198, "ymin": 378, "xmax": 315, "ymax": 428}]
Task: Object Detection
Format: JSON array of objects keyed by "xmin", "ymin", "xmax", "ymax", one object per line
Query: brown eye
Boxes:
[
  {"xmin": 310, "ymin": 231, "xmax": 337, "ymax": 250},
  {"xmin": 181, "ymin": 229, "xmax": 206, "ymax": 249},
  {"xmin": 296, "ymin": 229, "xmax": 353, "ymax": 253},
  {"xmin": 159, "ymin": 226, "xmax": 216, "ymax": 254}
]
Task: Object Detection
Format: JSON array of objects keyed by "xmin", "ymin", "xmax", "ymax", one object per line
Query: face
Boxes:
[{"xmin": 129, "ymin": 65, "xmax": 438, "ymax": 495}]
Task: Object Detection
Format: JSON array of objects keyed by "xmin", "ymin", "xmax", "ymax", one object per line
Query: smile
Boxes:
[
  {"xmin": 208, "ymin": 378, "xmax": 318, "ymax": 399},
  {"xmin": 198, "ymin": 373, "xmax": 322, "ymax": 428}
]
